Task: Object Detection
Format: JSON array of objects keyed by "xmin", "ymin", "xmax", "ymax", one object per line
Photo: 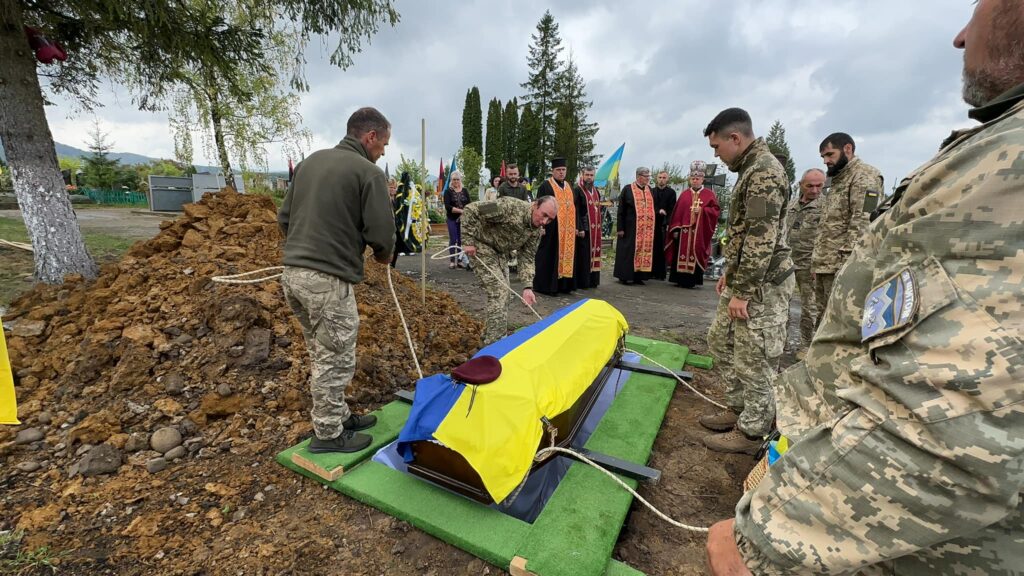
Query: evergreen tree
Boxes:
[
  {"xmin": 455, "ymin": 146, "xmax": 484, "ymax": 202},
  {"xmin": 554, "ymin": 54, "xmax": 600, "ymax": 176},
  {"xmin": 521, "ymin": 10, "xmax": 564, "ymax": 165},
  {"xmin": 501, "ymin": 98, "xmax": 519, "ymax": 166},
  {"xmin": 553, "ymin": 101, "xmax": 579, "ymax": 180},
  {"xmin": 484, "ymin": 97, "xmax": 503, "ymax": 178},
  {"xmin": 516, "ymin": 103, "xmax": 543, "ymax": 181},
  {"xmin": 81, "ymin": 121, "xmax": 122, "ymax": 190},
  {"xmin": 462, "ymin": 87, "xmax": 483, "ymax": 156},
  {"xmin": 766, "ymin": 120, "xmax": 797, "ymax": 186}
]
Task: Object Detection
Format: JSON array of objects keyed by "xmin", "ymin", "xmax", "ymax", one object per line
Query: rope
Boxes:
[
  {"xmin": 532, "ymin": 446, "xmax": 709, "ymax": 533},
  {"xmin": 210, "ymin": 266, "xmax": 283, "ymax": 284},
  {"xmin": 385, "ymin": 265, "xmax": 423, "ymax": 380},
  {"xmin": 429, "ymin": 245, "xmax": 541, "ymax": 319},
  {"xmin": 0, "ymin": 239, "xmax": 33, "ymax": 252},
  {"xmin": 624, "ymin": 349, "xmax": 728, "ymax": 410}
]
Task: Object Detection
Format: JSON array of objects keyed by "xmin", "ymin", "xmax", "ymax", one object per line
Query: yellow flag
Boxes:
[{"xmin": 0, "ymin": 317, "xmax": 19, "ymax": 425}]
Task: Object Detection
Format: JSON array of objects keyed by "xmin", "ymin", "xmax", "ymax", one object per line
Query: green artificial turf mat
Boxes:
[{"xmin": 685, "ymin": 353, "xmax": 714, "ymax": 370}]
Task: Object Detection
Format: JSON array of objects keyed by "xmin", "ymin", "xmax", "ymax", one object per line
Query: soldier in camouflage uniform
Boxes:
[
  {"xmin": 811, "ymin": 132, "xmax": 884, "ymax": 318},
  {"xmin": 707, "ymin": 2, "xmax": 1024, "ymax": 572},
  {"xmin": 461, "ymin": 196, "xmax": 556, "ymax": 344},
  {"xmin": 786, "ymin": 169, "xmax": 825, "ymax": 354},
  {"xmin": 700, "ymin": 108, "xmax": 795, "ymax": 455}
]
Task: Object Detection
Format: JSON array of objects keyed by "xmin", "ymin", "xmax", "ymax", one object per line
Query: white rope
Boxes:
[
  {"xmin": 624, "ymin": 348, "xmax": 728, "ymax": 410},
  {"xmin": 386, "ymin": 265, "xmax": 423, "ymax": 380},
  {"xmin": 533, "ymin": 446, "xmax": 709, "ymax": 533},
  {"xmin": 0, "ymin": 239, "xmax": 33, "ymax": 252},
  {"xmin": 210, "ymin": 266, "xmax": 284, "ymax": 284},
  {"xmin": 430, "ymin": 245, "xmax": 542, "ymax": 320}
]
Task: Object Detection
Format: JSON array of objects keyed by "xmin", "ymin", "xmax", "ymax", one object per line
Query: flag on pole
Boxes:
[
  {"xmin": 385, "ymin": 163, "xmax": 390, "ymax": 180},
  {"xmin": 287, "ymin": 157, "xmax": 295, "ymax": 181},
  {"xmin": 500, "ymin": 160, "xmax": 506, "ymax": 180},
  {"xmin": 0, "ymin": 318, "xmax": 20, "ymax": 425},
  {"xmin": 594, "ymin": 143, "xmax": 625, "ymax": 188},
  {"xmin": 436, "ymin": 158, "xmax": 445, "ymax": 198},
  {"xmin": 443, "ymin": 156, "xmax": 457, "ymax": 193}
]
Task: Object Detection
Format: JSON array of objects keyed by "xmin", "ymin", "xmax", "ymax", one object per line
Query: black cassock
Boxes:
[
  {"xmin": 614, "ymin": 184, "xmax": 652, "ymax": 284},
  {"xmin": 571, "ymin": 184, "xmax": 596, "ymax": 289},
  {"xmin": 533, "ymin": 178, "xmax": 576, "ymax": 295},
  {"xmin": 651, "ymin": 185, "xmax": 676, "ymax": 279}
]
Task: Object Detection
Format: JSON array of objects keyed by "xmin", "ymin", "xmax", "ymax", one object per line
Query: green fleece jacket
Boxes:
[{"xmin": 278, "ymin": 136, "xmax": 395, "ymax": 284}]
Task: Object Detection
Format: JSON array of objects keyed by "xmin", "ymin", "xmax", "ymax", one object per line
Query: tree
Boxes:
[
  {"xmin": 501, "ymin": 98, "xmax": 519, "ymax": 167},
  {"xmin": 462, "ymin": 87, "xmax": 483, "ymax": 157},
  {"xmin": 58, "ymin": 156, "xmax": 83, "ymax": 187},
  {"xmin": 521, "ymin": 10, "xmax": 563, "ymax": 165},
  {"xmin": 0, "ymin": 0, "xmax": 399, "ymax": 283},
  {"xmin": 556, "ymin": 54, "xmax": 600, "ymax": 171},
  {"xmin": 654, "ymin": 162, "xmax": 688, "ymax": 186},
  {"xmin": 766, "ymin": 120, "xmax": 797, "ymax": 187},
  {"xmin": 133, "ymin": 159, "xmax": 187, "ymax": 193},
  {"xmin": 393, "ymin": 154, "xmax": 428, "ymax": 189},
  {"xmin": 553, "ymin": 101, "xmax": 579, "ymax": 180},
  {"xmin": 454, "ymin": 146, "xmax": 483, "ymax": 202},
  {"xmin": 484, "ymin": 97, "xmax": 503, "ymax": 179},
  {"xmin": 81, "ymin": 122, "xmax": 122, "ymax": 190},
  {"xmin": 516, "ymin": 103, "xmax": 543, "ymax": 181}
]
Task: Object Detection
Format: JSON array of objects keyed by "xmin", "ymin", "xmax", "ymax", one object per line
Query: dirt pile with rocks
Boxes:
[{"xmin": 0, "ymin": 189, "xmax": 481, "ymax": 574}]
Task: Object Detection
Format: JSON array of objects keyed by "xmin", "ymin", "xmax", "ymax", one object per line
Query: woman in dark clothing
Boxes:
[{"xmin": 442, "ymin": 170, "xmax": 471, "ymax": 269}]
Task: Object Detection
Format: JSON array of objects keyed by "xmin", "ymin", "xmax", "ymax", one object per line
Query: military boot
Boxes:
[
  {"xmin": 703, "ymin": 430, "xmax": 762, "ymax": 455},
  {"xmin": 699, "ymin": 410, "xmax": 739, "ymax": 432},
  {"xmin": 309, "ymin": 430, "xmax": 372, "ymax": 453}
]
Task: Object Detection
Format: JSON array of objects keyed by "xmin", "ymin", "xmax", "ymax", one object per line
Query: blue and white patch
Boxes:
[{"xmin": 861, "ymin": 268, "xmax": 918, "ymax": 342}]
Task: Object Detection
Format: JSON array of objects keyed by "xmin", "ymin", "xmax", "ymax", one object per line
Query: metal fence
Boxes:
[{"xmin": 81, "ymin": 188, "xmax": 148, "ymax": 206}]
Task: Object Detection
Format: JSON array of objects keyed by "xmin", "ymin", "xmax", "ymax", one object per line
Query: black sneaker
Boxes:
[
  {"xmin": 343, "ymin": 413, "xmax": 377, "ymax": 431},
  {"xmin": 308, "ymin": 430, "xmax": 372, "ymax": 453}
]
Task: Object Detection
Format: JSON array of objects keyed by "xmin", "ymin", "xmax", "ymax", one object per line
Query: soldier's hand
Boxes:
[
  {"xmin": 463, "ymin": 245, "xmax": 477, "ymax": 258},
  {"xmin": 715, "ymin": 275, "xmax": 727, "ymax": 296},
  {"xmin": 728, "ymin": 296, "xmax": 749, "ymax": 320},
  {"xmin": 617, "ymin": 231, "xmax": 624, "ymax": 238},
  {"xmin": 374, "ymin": 251, "xmax": 391, "ymax": 264},
  {"xmin": 706, "ymin": 519, "xmax": 752, "ymax": 576},
  {"xmin": 522, "ymin": 288, "xmax": 537, "ymax": 307}
]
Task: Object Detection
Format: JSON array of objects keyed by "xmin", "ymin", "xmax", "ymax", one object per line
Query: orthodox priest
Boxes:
[
  {"xmin": 614, "ymin": 166, "xmax": 656, "ymax": 285},
  {"xmin": 532, "ymin": 158, "xmax": 577, "ymax": 295},
  {"xmin": 573, "ymin": 166, "xmax": 602, "ymax": 288},
  {"xmin": 666, "ymin": 161, "xmax": 721, "ymax": 288},
  {"xmin": 651, "ymin": 170, "xmax": 677, "ymax": 279}
]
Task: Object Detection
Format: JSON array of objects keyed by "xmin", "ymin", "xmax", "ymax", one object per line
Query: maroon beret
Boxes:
[{"xmin": 452, "ymin": 355, "xmax": 502, "ymax": 385}]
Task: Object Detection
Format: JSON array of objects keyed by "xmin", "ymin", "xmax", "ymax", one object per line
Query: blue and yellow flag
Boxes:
[
  {"xmin": 1, "ymin": 318, "xmax": 20, "ymax": 425},
  {"xmin": 594, "ymin": 143, "xmax": 625, "ymax": 188},
  {"xmin": 397, "ymin": 299, "xmax": 628, "ymax": 502}
]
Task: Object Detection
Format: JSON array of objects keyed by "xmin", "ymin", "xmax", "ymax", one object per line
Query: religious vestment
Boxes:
[
  {"xmin": 650, "ymin": 185, "xmax": 677, "ymax": 279},
  {"xmin": 666, "ymin": 186, "xmax": 720, "ymax": 288},
  {"xmin": 613, "ymin": 182, "xmax": 656, "ymax": 284},
  {"xmin": 573, "ymin": 181, "xmax": 602, "ymax": 288},
  {"xmin": 533, "ymin": 177, "xmax": 577, "ymax": 294}
]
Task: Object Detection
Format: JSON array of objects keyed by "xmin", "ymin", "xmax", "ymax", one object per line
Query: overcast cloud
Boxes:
[{"xmin": 44, "ymin": 0, "xmax": 975, "ymax": 189}]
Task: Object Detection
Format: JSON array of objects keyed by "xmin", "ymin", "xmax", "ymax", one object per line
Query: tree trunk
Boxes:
[
  {"xmin": 206, "ymin": 77, "xmax": 236, "ymax": 191},
  {"xmin": 0, "ymin": 0, "xmax": 98, "ymax": 283}
]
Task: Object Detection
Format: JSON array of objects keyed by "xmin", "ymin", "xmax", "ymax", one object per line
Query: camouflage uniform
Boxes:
[
  {"xmin": 281, "ymin": 266, "xmax": 358, "ymax": 439},
  {"xmin": 811, "ymin": 156, "xmax": 883, "ymax": 319},
  {"xmin": 708, "ymin": 137, "xmax": 795, "ymax": 437},
  {"xmin": 786, "ymin": 195, "xmax": 822, "ymax": 348},
  {"xmin": 461, "ymin": 197, "xmax": 543, "ymax": 344},
  {"xmin": 734, "ymin": 87, "xmax": 1024, "ymax": 574}
]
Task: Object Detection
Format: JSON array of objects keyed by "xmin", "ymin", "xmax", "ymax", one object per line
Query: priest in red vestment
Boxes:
[
  {"xmin": 666, "ymin": 161, "xmax": 721, "ymax": 288},
  {"xmin": 573, "ymin": 166, "xmax": 603, "ymax": 288},
  {"xmin": 614, "ymin": 166, "xmax": 656, "ymax": 285}
]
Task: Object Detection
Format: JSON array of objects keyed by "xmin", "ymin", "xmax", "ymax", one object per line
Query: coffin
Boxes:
[{"xmin": 397, "ymin": 299, "xmax": 629, "ymax": 504}]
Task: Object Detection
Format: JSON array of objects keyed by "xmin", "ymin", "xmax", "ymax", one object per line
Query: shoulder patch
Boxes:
[
  {"xmin": 746, "ymin": 197, "xmax": 767, "ymax": 218},
  {"xmin": 863, "ymin": 189, "xmax": 881, "ymax": 213},
  {"xmin": 861, "ymin": 268, "xmax": 919, "ymax": 342},
  {"xmin": 478, "ymin": 202, "xmax": 499, "ymax": 215}
]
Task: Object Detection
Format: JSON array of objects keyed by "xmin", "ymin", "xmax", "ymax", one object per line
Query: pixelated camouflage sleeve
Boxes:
[
  {"xmin": 461, "ymin": 204, "xmax": 481, "ymax": 248},
  {"xmin": 729, "ymin": 170, "xmax": 788, "ymax": 299},
  {"xmin": 845, "ymin": 165, "xmax": 883, "ymax": 253},
  {"xmin": 517, "ymin": 222, "xmax": 540, "ymax": 287}
]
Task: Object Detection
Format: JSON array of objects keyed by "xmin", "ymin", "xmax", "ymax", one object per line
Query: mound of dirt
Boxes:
[{"xmin": 0, "ymin": 189, "xmax": 481, "ymax": 574}]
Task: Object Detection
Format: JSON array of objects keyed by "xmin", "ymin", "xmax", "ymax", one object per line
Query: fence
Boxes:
[{"xmin": 81, "ymin": 188, "xmax": 148, "ymax": 206}]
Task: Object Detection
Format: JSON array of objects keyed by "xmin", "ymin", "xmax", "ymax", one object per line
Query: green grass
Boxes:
[
  {"xmin": 0, "ymin": 216, "xmax": 135, "ymax": 260},
  {"xmin": 0, "ymin": 530, "xmax": 64, "ymax": 573}
]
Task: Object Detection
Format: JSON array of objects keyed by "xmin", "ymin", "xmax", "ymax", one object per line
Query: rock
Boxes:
[
  {"xmin": 150, "ymin": 427, "xmax": 183, "ymax": 454},
  {"xmin": 122, "ymin": 324, "xmax": 160, "ymax": 345},
  {"xmin": 181, "ymin": 229, "xmax": 205, "ymax": 248},
  {"xmin": 236, "ymin": 328, "xmax": 271, "ymax": 366},
  {"xmin": 178, "ymin": 418, "xmax": 198, "ymax": 437},
  {"xmin": 16, "ymin": 461, "xmax": 41, "ymax": 473},
  {"xmin": 391, "ymin": 543, "xmax": 406, "ymax": 555},
  {"xmin": 11, "ymin": 320, "xmax": 46, "ymax": 338},
  {"xmin": 68, "ymin": 411, "xmax": 121, "ymax": 445},
  {"xmin": 145, "ymin": 457, "xmax": 168, "ymax": 474},
  {"xmin": 125, "ymin": 433, "xmax": 149, "ymax": 453},
  {"xmin": 14, "ymin": 427, "xmax": 44, "ymax": 445},
  {"xmin": 164, "ymin": 446, "xmax": 186, "ymax": 460},
  {"xmin": 153, "ymin": 398, "xmax": 183, "ymax": 417},
  {"xmin": 215, "ymin": 383, "xmax": 233, "ymax": 397},
  {"xmin": 79, "ymin": 444, "xmax": 123, "ymax": 477},
  {"xmin": 253, "ymin": 492, "xmax": 265, "ymax": 502},
  {"xmin": 163, "ymin": 372, "xmax": 186, "ymax": 395},
  {"xmin": 36, "ymin": 411, "xmax": 52, "ymax": 425}
]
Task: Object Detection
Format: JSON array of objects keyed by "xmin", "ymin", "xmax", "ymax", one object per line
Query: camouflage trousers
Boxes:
[
  {"xmin": 813, "ymin": 272, "xmax": 836, "ymax": 329},
  {"xmin": 473, "ymin": 253, "xmax": 511, "ymax": 344},
  {"xmin": 707, "ymin": 275, "xmax": 795, "ymax": 437},
  {"xmin": 794, "ymin": 269, "xmax": 819, "ymax": 349},
  {"xmin": 281, "ymin": 266, "xmax": 358, "ymax": 440}
]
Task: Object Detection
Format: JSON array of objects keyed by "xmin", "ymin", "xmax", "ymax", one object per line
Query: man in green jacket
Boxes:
[{"xmin": 278, "ymin": 107, "xmax": 395, "ymax": 453}]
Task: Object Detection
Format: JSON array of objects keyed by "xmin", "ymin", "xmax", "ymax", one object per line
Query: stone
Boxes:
[
  {"xmin": 122, "ymin": 324, "xmax": 160, "ymax": 345},
  {"xmin": 15, "ymin": 428, "xmax": 44, "ymax": 445},
  {"xmin": 16, "ymin": 461, "xmax": 41, "ymax": 473},
  {"xmin": 11, "ymin": 320, "xmax": 46, "ymax": 338},
  {"xmin": 125, "ymin": 433, "xmax": 149, "ymax": 453},
  {"xmin": 153, "ymin": 398, "xmax": 183, "ymax": 417},
  {"xmin": 68, "ymin": 411, "xmax": 121, "ymax": 445},
  {"xmin": 145, "ymin": 457, "xmax": 168, "ymax": 474},
  {"xmin": 215, "ymin": 383, "xmax": 232, "ymax": 397},
  {"xmin": 36, "ymin": 411, "xmax": 52, "ymax": 425},
  {"xmin": 163, "ymin": 372, "xmax": 186, "ymax": 395},
  {"xmin": 150, "ymin": 427, "xmax": 183, "ymax": 454},
  {"xmin": 164, "ymin": 446, "xmax": 187, "ymax": 460},
  {"xmin": 79, "ymin": 444, "xmax": 123, "ymax": 477}
]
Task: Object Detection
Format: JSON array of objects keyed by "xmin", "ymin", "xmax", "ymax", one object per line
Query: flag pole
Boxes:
[{"xmin": 421, "ymin": 118, "xmax": 427, "ymax": 305}]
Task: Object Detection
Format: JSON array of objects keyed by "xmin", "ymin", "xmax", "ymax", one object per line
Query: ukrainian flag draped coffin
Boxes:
[{"xmin": 397, "ymin": 299, "xmax": 628, "ymax": 502}]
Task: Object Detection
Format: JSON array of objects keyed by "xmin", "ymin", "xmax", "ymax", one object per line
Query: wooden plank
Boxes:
[
  {"xmin": 509, "ymin": 556, "xmax": 536, "ymax": 576},
  {"xmin": 290, "ymin": 452, "xmax": 345, "ymax": 481}
]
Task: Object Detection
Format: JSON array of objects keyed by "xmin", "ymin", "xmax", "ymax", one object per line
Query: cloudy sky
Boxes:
[{"xmin": 44, "ymin": 0, "xmax": 975, "ymax": 190}]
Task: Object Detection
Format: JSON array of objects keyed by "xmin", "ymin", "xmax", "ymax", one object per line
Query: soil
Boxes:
[{"xmin": 0, "ymin": 196, "xmax": 803, "ymax": 575}]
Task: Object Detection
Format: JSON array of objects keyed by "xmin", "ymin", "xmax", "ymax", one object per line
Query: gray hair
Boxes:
[
  {"xmin": 636, "ymin": 166, "xmax": 651, "ymax": 177},
  {"xmin": 450, "ymin": 170, "xmax": 464, "ymax": 180},
  {"xmin": 581, "ymin": 165, "xmax": 596, "ymax": 173},
  {"xmin": 800, "ymin": 168, "xmax": 826, "ymax": 182}
]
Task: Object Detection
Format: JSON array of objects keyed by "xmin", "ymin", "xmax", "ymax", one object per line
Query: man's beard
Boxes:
[{"xmin": 826, "ymin": 154, "xmax": 849, "ymax": 177}]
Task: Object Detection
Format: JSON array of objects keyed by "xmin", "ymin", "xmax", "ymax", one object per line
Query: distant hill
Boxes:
[{"xmin": 0, "ymin": 142, "xmax": 277, "ymax": 176}]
